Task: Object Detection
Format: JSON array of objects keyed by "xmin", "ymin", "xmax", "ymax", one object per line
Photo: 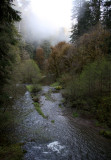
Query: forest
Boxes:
[{"xmin": 0, "ymin": 0, "xmax": 111, "ymax": 159}]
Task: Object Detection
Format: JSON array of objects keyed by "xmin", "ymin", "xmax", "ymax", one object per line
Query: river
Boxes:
[{"xmin": 13, "ymin": 86, "xmax": 111, "ymax": 160}]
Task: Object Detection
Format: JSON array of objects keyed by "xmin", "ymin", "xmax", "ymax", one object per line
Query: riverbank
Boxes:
[
  {"xmin": 61, "ymin": 105, "xmax": 111, "ymax": 139},
  {"xmin": 0, "ymin": 86, "xmax": 27, "ymax": 160},
  {"xmin": 18, "ymin": 85, "xmax": 111, "ymax": 160},
  {"xmin": 47, "ymin": 82, "xmax": 111, "ymax": 139},
  {"xmin": 1, "ymin": 85, "xmax": 111, "ymax": 160},
  {"xmin": 61, "ymin": 96, "xmax": 111, "ymax": 139}
]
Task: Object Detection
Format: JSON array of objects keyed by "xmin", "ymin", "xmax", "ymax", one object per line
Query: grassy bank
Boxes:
[
  {"xmin": 26, "ymin": 84, "xmax": 41, "ymax": 93},
  {"xmin": 0, "ymin": 109, "xmax": 25, "ymax": 160},
  {"xmin": 34, "ymin": 102, "xmax": 48, "ymax": 119},
  {"xmin": 26, "ymin": 84, "xmax": 48, "ymax": 119},
  {"xmin": 0, "ymin": 143, "xmax": 25, "ymax": 160}
]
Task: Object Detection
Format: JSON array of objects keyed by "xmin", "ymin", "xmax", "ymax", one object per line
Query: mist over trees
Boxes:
[
  {"xmin": 0, "ymin": 1, "xmax": 111, "ymax": 157},
  {"xmin": 47, "ymin": 0, "xmax": 111, "ymax": 127},
  {"xmin": 0, "ymin": 1, "xmax": 41, "ymax": 153},
  {"xmin": 70, "ymin": 0, "xmax": 111, "ymax": 42}
]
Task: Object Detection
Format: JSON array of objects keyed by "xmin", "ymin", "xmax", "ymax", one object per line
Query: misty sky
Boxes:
[
  {"xmin": 31, "ymin": 0, "xmax": 72, "ymax": 29},
  {"xmin": 17, "ymin": 0, "xmax": 73, "ymax": 44}
]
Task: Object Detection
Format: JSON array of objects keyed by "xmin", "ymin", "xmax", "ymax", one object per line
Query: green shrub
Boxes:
[
  {"xmin": 26, "ymin": 84, "xmax": 41, "ymax": 93},
  {"xmin": 20, "ymin": 60, "xmax": 41, "ymax": 84},
  {"xmin": 34, "ymin": 102, "xmax": 47, "ymax": 119},
  {"xmin": 99, "ymin": 130, "xmax": 111, "ymax": 139},
  {"xmin": 73, "ymin": 112, "xmax": 79, "ymax": 118},
  {"xmin": 50, "ymin": 82, "xmax": 60, "ymax": 87},
  {"xmin": 50, "ymin": 82, "xmax": 62, "ymax": 90},
  {"xmin": 51, "ymin": 120, "xmax": 55, "ymax": 123},
  {"xmin": 95, "ymin": 121, "xmax": 101, "ymax": 127},
  {"xmin": 55, "ymin": 86, "xmax": 62, "ymax": 90},
  {"xmin": 97, "ymin": 96, "xmax": 111, "ymax": 127},
  {"xmin": 0, "ymin": 111, "xmax": 13, "ymax": 135},
  {"xmin": 26, "ymin": 85, "xmax": 33, "ymax": 92},
  {"xmin": 65, "ymin": 58, "xmax": 111, "ymax": 101},
  {"xmin": 59, "ymin": 104, "xmax": 62, "ymax": 108},
  {"xmin": 31, "ymin": 84, "xmax": 41, "ymax": 93},
  {"xmin": 0, "ymin": 143, "xmax": 24, "ymax": 160},
  {"xmin": 62, "ymin": 58, "xmax": 111, "ymax": 126},
  {"xmin": 59, "ymin": 73, "xmax": 72, "ymax": 87}
]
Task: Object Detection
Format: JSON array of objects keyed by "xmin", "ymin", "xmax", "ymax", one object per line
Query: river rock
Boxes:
[{"xmin": 32, "ymin": 96, "xmax": 39, "ymax": 102}]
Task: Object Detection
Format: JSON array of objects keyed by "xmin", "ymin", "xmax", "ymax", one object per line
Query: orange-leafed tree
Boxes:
[
  {"xmin": 47, "ymin": 42, "xmax": 72, "ymax": 78},
  {"xmin": 36, "ymin": 48, "xmax": 45, "ymax": 70}
]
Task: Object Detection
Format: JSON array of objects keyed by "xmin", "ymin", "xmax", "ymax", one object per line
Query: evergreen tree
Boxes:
[
  {"xmin": 103, "ymin": 0, "xmax": 111, "ymax": 29},
  {"xmin": 70, "ymin": 0, "xmax": 104, "ymax": 43},
  {"xmin": 0, "ymin": 0, "xmax": 21, "ymax": 104},
  {"xmin": 71, "ymin": 0, "xmax": 92, "ymax": 43},
  {"xmin": 41, "ymin": 40, "xmax": 51, "ymax": 59},
  {"xmin": 0, "ymin": 0, "xmax": 21, "ymax": 24},
  {"xmin": 90, "ymin": 0, "xmax": 102, "ymax": 25}
]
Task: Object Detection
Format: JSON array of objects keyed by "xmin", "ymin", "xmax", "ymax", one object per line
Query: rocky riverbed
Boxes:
[{"xmin": 13, "ymin": 86, "xmax": 111, "ymax": 160}]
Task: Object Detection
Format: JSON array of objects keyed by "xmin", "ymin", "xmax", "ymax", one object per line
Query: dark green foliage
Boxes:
[
  {"xmin": 70, "ymin": 25, "xmax": 78, "ymax": 43},
  {"xmin": 0, "ymin": 143, "xmax": 24, "ymax": 160},
  {"xmin": 51, "ymin": 120, "xmax": 55, "ymax": 123},
  {"xmin": 103, "ymin": 0, "xmax": 111, "ymax": 29},
  {"xmin": 73, "ymin": 112, "xmax": 79, "ymax": 118},
  {"xmin": 71, "ymin": 1, "xmax": 92, "ymax": 42},
  {"xmin": 70, "ymin": 0, "xmax": 111, "ymax": 43},
  {"xmin": 45, "ymin": 1, "xmax": 111, "ymax": 128},
  {"xmin": 99, "ymin": 130, "xmax": 111, "ymax": 139},
  {"xmin": 24, "ymin": 43, "xmax": 35, "ymax": 59},
  {"xmin": 90, "ymin": 0, "xmax": 102, "ymax": 25},
  {"xmin": 34, "ymin": 102, "xmax": 47, "ymax": 119},
  {"xmin": 0, "ymin": 0, "xmax": 21, "ymax": 106},
  {"xmin": 0, "ymin": 24, "xmax": 22, "ymax": 108},
  {"xmin": 97, "ymin": 97, "xmax": 111, "ymax": 127},
  {"xmin": 26, "ymin": 84, "xmax": 41, "ymax": 93},
  {"xmin": 65, "ymin": 58, "xmax": 111, "ymax": 99},
  {"xmin": 19, "ymin": 60, "xmax": 41, "ymax": 84},
  {"xmin": 0, "ymin": 0, "xmax": 21, "ymax": 24},
  {"xmin": 64, "ymin": 58, "xmax": 111, "ymax": 126},
  {"xmin": 0, "ymin": 25, "xmax": 17, "ymax": 85}
]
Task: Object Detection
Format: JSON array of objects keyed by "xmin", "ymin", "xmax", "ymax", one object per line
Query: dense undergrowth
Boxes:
[
  {"xmin": 0, "ymin": 143, "xmax": 25, "ymax": 160},
  {"xmin": 0, "ymin": 4, "xmax": 41, "ymax": 153},
  {"xmin": 0, "ymin": 59, "xmax": 42, "ymax": 159},
  {"xmin": 47, "ymin": 25, "xmax": 111, "ymax": 131}
]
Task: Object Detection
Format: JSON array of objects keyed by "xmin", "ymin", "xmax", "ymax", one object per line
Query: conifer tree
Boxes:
[
  {"xmin": 0, "ymin": 0, "xmax": 21, "ymax": 24},
  {"xmin": 0, "ymin": 0, "xmax": 21, "ymax": 104},
  {"xmin": 71, "ymin": 0, "xmax": 92, "ymax": 42},
  {"xmin": 103, "ymin": 0, "xmax": 111, "ymax": 29},
  {"xmin": 90, "ymin": 0, "xmax": 102, "ymax": 25}
]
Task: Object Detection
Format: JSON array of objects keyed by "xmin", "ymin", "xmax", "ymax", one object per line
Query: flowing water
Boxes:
[{"xmin": 13, "ymin": 86, "xmax": 111, "ymax": 160}]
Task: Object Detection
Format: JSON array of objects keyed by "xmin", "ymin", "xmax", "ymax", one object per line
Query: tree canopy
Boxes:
[{"xmin": 0, "ymin": 0, "xmax": 21, "ymax": 24}]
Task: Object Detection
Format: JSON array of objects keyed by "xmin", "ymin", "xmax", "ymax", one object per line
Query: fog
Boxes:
[{"xmin": 16, "ymin": 0, "xmax": 73, "ymax": 45}]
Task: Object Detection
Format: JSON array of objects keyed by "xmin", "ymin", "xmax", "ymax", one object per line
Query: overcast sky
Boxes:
[
  {"xmin": 17, "ymin": 0, "xmax": 73, "ymax": 44},
  {"xmin": 30, "ymin": 0, "xmax": 73, "ymax": 30}
]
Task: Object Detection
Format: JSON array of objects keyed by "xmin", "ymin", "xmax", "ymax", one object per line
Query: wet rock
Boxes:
[{"xmin": 32, "ymin": 96, "xmax": 39, "ymax": 102}]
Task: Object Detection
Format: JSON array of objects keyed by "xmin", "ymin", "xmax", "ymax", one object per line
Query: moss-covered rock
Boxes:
[{"xmin": 55, "ymin": 86, "xmax": 62, "ymax": 90}]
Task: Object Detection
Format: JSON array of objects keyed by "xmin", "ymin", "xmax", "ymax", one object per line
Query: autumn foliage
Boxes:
[
  {"xmin": 47, "ymin": 25, "xmax": 111, "ymax": 127},
  {"xmin": 36, "ymin": 48, "xmax": 45, "ymax": 70},
  {"xmin": 48, "ymin": 42, "xmax": 72, "ymax": 77},
  {"xmin": 48, "ymin": 25, "xmax": 111, "ymax": 77}
]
